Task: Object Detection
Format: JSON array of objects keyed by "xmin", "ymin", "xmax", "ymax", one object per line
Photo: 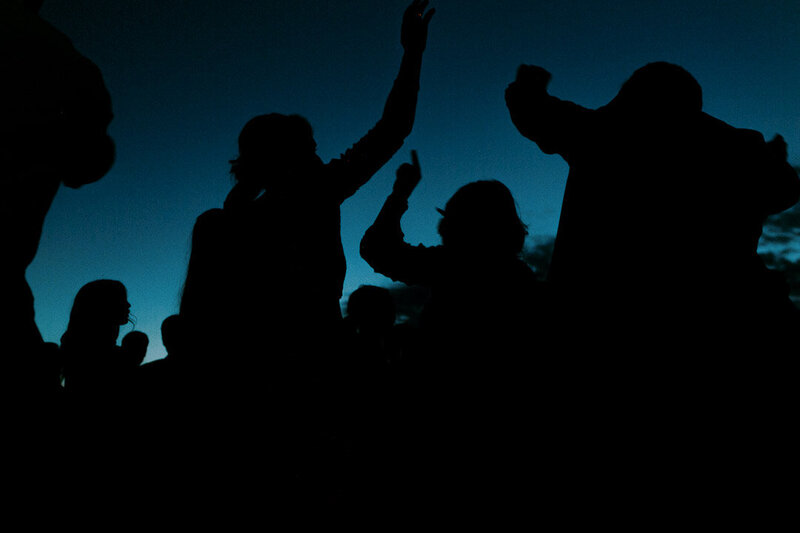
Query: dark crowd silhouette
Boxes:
[{"xmin": 3, "ymin": 0, "xmax": 799, "ymax": 522}]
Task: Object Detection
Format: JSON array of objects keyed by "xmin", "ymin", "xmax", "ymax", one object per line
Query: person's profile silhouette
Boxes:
[{"xmin": 60, "ymin": 280, "xmax": 132, "ymax": 398}]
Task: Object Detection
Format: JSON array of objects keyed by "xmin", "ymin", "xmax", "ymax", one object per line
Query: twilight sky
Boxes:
[{"xmin": 27, "ymin": 0, "xmax": 800, "ymax": 360}]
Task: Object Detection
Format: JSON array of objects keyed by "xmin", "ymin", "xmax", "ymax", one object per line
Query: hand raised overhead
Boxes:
[
  {"xmin": 505, "ymin": 64, "xmax": 552, "ymax": 111},
  {"xmin": 767, "ymin": 134, "xmax": 788, "ymax": 162},
  {"xmin": 393, "ymin": 150, "xmax": 422, "ymax": 199},
  {"xmin": 514, "ymin": 64, "xmax": 552, "ymax": 89},
  {"xmin": 401, "ymin": 0, "xmax": 435, "ymax": 53}
]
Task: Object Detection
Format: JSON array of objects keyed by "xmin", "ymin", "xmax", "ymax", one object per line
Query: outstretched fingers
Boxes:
[
  {"xmin": 411, "ymin": 0, "xmax": 429, "ymax": 14},
  {"xmin": 406, "ymin": 0, "xmax": 435, "ymax": 23}
]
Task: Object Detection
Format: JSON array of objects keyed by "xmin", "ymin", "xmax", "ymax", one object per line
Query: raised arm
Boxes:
[
  {"xmin": 505, "ymin": 64, "xmax": 592, "ymax": 161},
  {"xmin": 360, "ymin": 151, "xmax": 440, "ymax": 286},
  {"xmin": 332, "ymin": 1, "xmax": 435, "ymax": 201}
]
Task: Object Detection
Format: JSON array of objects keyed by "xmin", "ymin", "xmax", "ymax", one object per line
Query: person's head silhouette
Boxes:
[
  {"xmin": 437, "ymin": 180, "xmax": 528, "ymax": 256},
  {"xmin": 228, "ymin": 113, "xmax": 322, "ymax": 201},
  {"xmin": 121, "ymin": 330, "xmax": 149, "ymax": 366},
  {"xmin": 609, "ymin": 62, "xmax": 702, "ymax": 118},
  {"xmin": 347, "ymin": 285, "xmax": 397, "ymax": 336},
  {"xmin": 160, "ymin": 314, "xmax": 186, "ymax": 358},
  {"xmin": 64, "ymin": 279, "xmax": 131, "ymax": 346}
]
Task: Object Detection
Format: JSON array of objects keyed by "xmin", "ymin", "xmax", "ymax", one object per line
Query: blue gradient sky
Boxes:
[{"xmin": 27, "ymin": 0, "xmax": 800, "ymax": 360}]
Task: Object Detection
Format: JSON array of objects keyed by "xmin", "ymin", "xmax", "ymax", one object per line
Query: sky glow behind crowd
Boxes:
[{"xmin": 26, "ymin": 0, "xmax": 800, "ymax": 360}]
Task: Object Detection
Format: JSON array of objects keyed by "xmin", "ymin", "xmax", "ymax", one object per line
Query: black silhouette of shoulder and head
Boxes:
[
  {"xmin": 60, "ymin": 280, "xmax": 131, "ymax": 394},
  {"xmin": 437, "ymin": 180, "xmax": 528, "ymax": 256},
  {"xmin": 607, "ymin": 61, "xmax": 703, "ymax": 118},
  {"xmin": 1, "ymin": 0, "xmax": 115, "ymax": 191},
  {"xmin": 69, "ymin": 279, "xmax": 129, "ymax": 324},
  {"xmin": 361, "ymin": 151, "xmax": 542, "ymax": 353},
  {"xmin": 505, "ymin": 61, "xmax": 799, "ymax": 305},
  {"xmin": 225, "ymin": 114, "xmax": 322, "ymax": 207},
  {"xmin": 359, "ymin": 152, "xmax": 546, "ymax": 510},
  {"xmin": 346, "ymin": 285, "xmax": 397, "ymax": 337},
  {"xmin": 135, "ymin": 314, "xmax": 189, "ymax": 404},
  {"xmin": 160, "ymin": 314, "xmax": 186, "ymax": 359},
  {"xmin": 121, "ymin": 330, "xmax": 149, "ymax": 367},
  {"xmin": 505, "ymin": 60, "xmax": 800, "ymax": 522}
]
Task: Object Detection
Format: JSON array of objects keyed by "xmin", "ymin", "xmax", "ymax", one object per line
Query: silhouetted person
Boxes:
[
  {"xmin": 346, "ymin": 285, "xmax": 397, "ymax": 332},
  {"xmin": 132, "ymin": 314, "xmax": 197, "ymax": 458},
  {"xmin": 159, "ymin": 314, "xmax": 185, "ymax": 358},
  {"xmin": 1, "ymin": 0, "xmax": 114, "ymax": 390},
  {"xmin": 343, "ymin": 285, "xmax": 403, "ymax": 369},
  {"xmin": 174, "ymin": 3, "xmax": 435, "ymax": 508},
  {"xmin": 505, "ymin": 61, "xmax": 800, "ymax": 523},
  {"xmin": 117, "ymin": 329, "xmax": 147, "ymax": 394},
  {"xmin": 136, "ymin": 314, "xmax": 190, "ymax": 402},
  {"xmin": 338, "ymin": 284, "xmax": 437, "ymax": 511},
  {"xmin": 341, "ymin": 287, "xmax": 401, "ymax": 404},
  {"xmin": 60, "ymin": 280, "xmax": 132, "ymax": 399},
  {"xmin": 505, "ymin": 62, "xmax": 799, "ymax": 350},
  {"xmin": 362, "ymin": 151, "xmax": 546, "ymax": 369},
  {"xmin": 179, "ymin": 0, "xmax": 435, "ymax": 398},
  {"xmin": 121, "ymin": 330, "xmax": 148, "ymax": 366},
  {"xmin": 342, "ymin": 284, "xmax": 405, "ymax": 396},
  {"xmin": 360, "ymin": 151, "xmax": 546, "ymax": 510}
]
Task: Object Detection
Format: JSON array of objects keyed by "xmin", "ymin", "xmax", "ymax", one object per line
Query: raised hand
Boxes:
[
  {"xmin": 401, "ymin": 0, "xmax": 435, "ymax": 54},
  {"xmin": 514, "ymin": 64, "xmax": 552, "ymax": 89},
  {"xmin": 506, "ymin": 64, "xmax": 552, "ymax": 110},
  {"xmin": 393, "ymin": 150, "xmax": 422, "ymax": 199},
  {"xmin": 767, "ymin": 134, "xmax": 788, "ymax": 162}
]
